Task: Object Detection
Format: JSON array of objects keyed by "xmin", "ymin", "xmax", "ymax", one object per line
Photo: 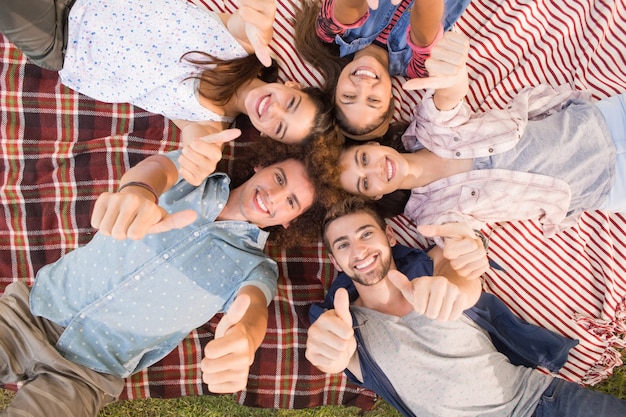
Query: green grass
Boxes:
[
  {"xmin": 0, "ymin": 389, "xmax": 401, "ymax": 416},
  {"xmin": 2, "ymin": 358, "xmax": 624, "ymax": 416}
]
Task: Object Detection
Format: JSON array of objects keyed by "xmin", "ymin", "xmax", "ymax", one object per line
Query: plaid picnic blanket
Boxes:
[
  {"xmin": 0, "ymin": 33, "xmax": 373, "ymax": 410},
  {"xmin": 2, "ymin": 0, "xmax": 626, "ymax": 411}
]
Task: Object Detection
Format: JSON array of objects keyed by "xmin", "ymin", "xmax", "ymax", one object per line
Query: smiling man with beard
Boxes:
[{"xmin": 306, "ymin": 196, "xmax": 626, "ymax": 417}]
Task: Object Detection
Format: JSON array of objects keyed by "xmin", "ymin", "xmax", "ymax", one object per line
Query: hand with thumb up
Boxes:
[
  {"xmin": 418, "ymin": 222, "xmax": 489, "ymax": 280},
  {"xmin": 387, "ymin": 270, "xmax": 469, "ymax": 321},
  {"xmin": 305, "ymin": 288, "xmax": 357, "ymax": 374},
  {"xmin": 201, "ymin": 288, "xmax": 265, "ymax": 393},
  {"xmin": 179, "ymin": 128, "xmax": 242, "ymax": 186}
]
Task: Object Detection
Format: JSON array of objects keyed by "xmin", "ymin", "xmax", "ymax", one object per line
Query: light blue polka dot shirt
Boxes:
[
  {"xmin": 59, "ymin": 0, "xmax": 248, "ymax": 122},
  {"xmin": 29, "ymin": 150, "xmax": 278, "ymax": 378}
]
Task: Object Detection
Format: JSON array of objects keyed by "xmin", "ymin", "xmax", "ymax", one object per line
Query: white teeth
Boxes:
[
  {"xmin": 355, "ymin": 256, "xmax": 375, "ymax": 270},
  {"xmin": 353, "ymin": 69, "xmax": 377, "ymax": 79},
  {"xmin": 258, "ymin": 96, "xmax": 270, "ymax": 117},
  {"xmin": 256, "ymin": 193, "xmax": 268, "ymax": 213},
  {"xmin": 386, "ymin": 159, "xmax": 393, "ymax": 181}
]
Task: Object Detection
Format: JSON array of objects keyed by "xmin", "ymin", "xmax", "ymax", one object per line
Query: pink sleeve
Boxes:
[
  {"xmin": 406, "ymin": 24, "xmax": 444, "ymax": 79},
  {"xmin": 315, "ymin": 0, "xmax": 370, "ymax": 43}
]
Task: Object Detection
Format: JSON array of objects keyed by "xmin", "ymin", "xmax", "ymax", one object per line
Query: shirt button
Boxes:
[
  {"xmin": 193, "ymin": 231, "xmax": 200, "ymax": 237},
  {"xmin": 163, "ymin": 253, "xmax": 170, "ymax": 259},
  {"xmin": 488, "ymin": 148, "xmax": 494, "ymax": 153},
  {"xmin": 455, "ymin": 152, "xmax": 461, "ymax": 157},
  {"xmin": 471, "ymin": 191, "xmax": 476, "ymax": 196},
  {"xmin": 134, "ymin": 275, "xmax": 140, "ymax": 280},
  {"xmin": 218, "ymin": 203, "xmax": 224, "ymax": 209},
  {"xmin": 80, "ymin": 314, "xmax": 86, "ymax": 319},
  {"xmin": 453, "ymin": 137, "xmax": 460, "ymax": 142},
  {"xmin": 107, "ymin": 295, "xmax": 113, "ymax": 300}
]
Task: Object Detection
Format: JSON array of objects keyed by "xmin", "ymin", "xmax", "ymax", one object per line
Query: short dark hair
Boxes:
[{"xmin": 322, "ymin": 196, "xmax": 388, "ymax": 252}]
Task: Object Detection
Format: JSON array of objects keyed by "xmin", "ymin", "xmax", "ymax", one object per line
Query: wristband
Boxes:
[{"xmin": 117, "ymin": 181, "xmax": 159, "ymax": 204}]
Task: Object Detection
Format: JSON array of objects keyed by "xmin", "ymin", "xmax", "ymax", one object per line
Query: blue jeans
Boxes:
[{"xmin": 532, "ymin": 378, "xmax": 626, "ymax": 417}]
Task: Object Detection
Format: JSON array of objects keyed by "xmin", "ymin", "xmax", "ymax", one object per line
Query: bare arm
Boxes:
[
  {"xmin": 409, "ymin": 0, "xmax": 444, "ymax": 47},
  {"xmin": 333, "ymin": 0, "xmax": 370, "ymax": 25},
  {"xmin": 201, "ymin": 285, "xmax": 269, "ymax": 393}
]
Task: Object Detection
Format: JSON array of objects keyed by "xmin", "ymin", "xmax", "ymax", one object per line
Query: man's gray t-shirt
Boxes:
[{"xmin": 352, "ymin": 307, "xmax": 553, "ymax": 417}]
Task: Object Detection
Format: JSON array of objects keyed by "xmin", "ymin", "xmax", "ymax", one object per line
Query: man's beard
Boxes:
[{"xmin": 351, "ymin": 251, "xmax": 392, "ymax": 287}]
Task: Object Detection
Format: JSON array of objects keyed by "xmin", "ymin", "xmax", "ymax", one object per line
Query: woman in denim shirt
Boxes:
[{"xmin": 295, "ymin": 0, "xmax": 471, "ymax": 140}]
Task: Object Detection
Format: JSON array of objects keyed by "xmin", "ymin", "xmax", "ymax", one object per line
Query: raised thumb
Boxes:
[
  {"xmin": 333, "ymin": 288, "xmax": 353, "ymax": 327},
  {"xmin": 215, "ymin": 293, "xmax": 251, "ymax": 339},
  {"xmin": 200, "ymin": 128, "xmax": 242, "ymax": 144},
  {"xmin": 387, "ymin": 270, "xmax": 413, "ymax": 303},
  {"xmin": 148, "ymin": 209, "xmax": 197, "ymax": 234}
]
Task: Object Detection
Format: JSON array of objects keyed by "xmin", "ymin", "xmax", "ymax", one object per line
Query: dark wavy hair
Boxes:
[{"xmin": 227, "ymin": 121, "xmax": 345, "ymax": 248}]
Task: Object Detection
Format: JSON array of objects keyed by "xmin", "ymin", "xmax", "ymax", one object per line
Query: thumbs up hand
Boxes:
[
  {"xmin": 388, "ymin": 270, "xmax": 467, "ymax": 321},
  {"xmin": 91, "ymin": 189, "xmax": 197, "ymax": 240},
  {"xmin": 228, "ymin": 0, "xmax": 276, "ymax": 67},
  {"xmin": 179, "ymin": 128, "xmax": 242, "ymax": 186},
  {"xmin": 418, "ymin": 222, "xmax": 489, "ymax": 280},
  {"xmin": 201, "ymin": 294, "xmax": 255, "ymax": 393},
  {"xmin": 305, "ymin": 288, "xmax": 357, "ymax": 374}
]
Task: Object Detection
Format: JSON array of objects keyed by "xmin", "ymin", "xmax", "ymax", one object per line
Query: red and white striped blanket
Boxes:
[{"xmin": 1, "ymin": 0, "xmax": 625, "ymax": 411}]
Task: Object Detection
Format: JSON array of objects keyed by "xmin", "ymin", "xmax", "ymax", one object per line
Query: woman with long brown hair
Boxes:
[
  {"xmin": 294, "ymin": 0, "xmax": 469, "ymax": 141},
  {"xmin": 1, "ymin": 0, "xmax": 335, "ymax": 183}
]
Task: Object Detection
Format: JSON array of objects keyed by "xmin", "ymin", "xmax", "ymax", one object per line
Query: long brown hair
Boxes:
[
  {"xmin": 181, "ymin": 53, "xmax": 268, "ymax": 106},
  {"xmin": 293, "ymin": 1, "xmax": 394, "ymax": 139},
  {"xmin": 293, "ymin": 0, "xmax": 350, "ymax": 95}
]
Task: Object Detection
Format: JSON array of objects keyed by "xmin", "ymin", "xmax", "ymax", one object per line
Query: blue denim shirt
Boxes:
[
  {"xmin": 30, "ymin": 152, "xmax": 278, "ymax": 377},
  {"xmin": 334, "ymin": 0, "xmax": 471, "ymax": 75}
]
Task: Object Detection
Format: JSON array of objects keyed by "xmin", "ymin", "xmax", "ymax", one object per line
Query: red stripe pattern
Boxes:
[{"xmin": 1, "ymin": 0, "xmax": 625, "ymax": 411}]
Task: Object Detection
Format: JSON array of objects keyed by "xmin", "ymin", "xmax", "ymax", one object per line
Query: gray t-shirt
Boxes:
[
  {"xmin": 475, "ymin": 100, "xmax": 614, "ymax": 217},
  {"xmin": 352, "ymin": 307, "xmax": 552, "ymax": 417}
]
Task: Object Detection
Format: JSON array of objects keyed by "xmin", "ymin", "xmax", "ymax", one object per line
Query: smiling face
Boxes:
[
  {"xmin": 325, "ymin": 212, "xmax": 396, "ymax": 287},
  {"xmin": 234, "ymin": 158, "xmax": 315, "ymax": 229},
  {"xmin": 339, "ymin": 142, "xmax": 408, "ymax": 199},
  {"xmin": 335, "ymin": 55, "xmax": 393, "ymax": 134},
  {"xmin": 244, "ymin": 83, "xmax": 317, "ymax": 144}
]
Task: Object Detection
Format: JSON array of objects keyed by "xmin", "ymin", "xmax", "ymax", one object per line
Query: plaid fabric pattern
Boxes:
[
  {"xmin": 2, "ymin": 0, "xmax": 626, "ymax": 411},
  {"xmin": 0, "ymin": 31, "xmax": 375, "ymax": 409}
]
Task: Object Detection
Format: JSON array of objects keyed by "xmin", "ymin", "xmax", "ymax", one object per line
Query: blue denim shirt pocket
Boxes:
[{"xmin": 336, "ymin": 33, "xmax": 379, "ymax": 57}]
